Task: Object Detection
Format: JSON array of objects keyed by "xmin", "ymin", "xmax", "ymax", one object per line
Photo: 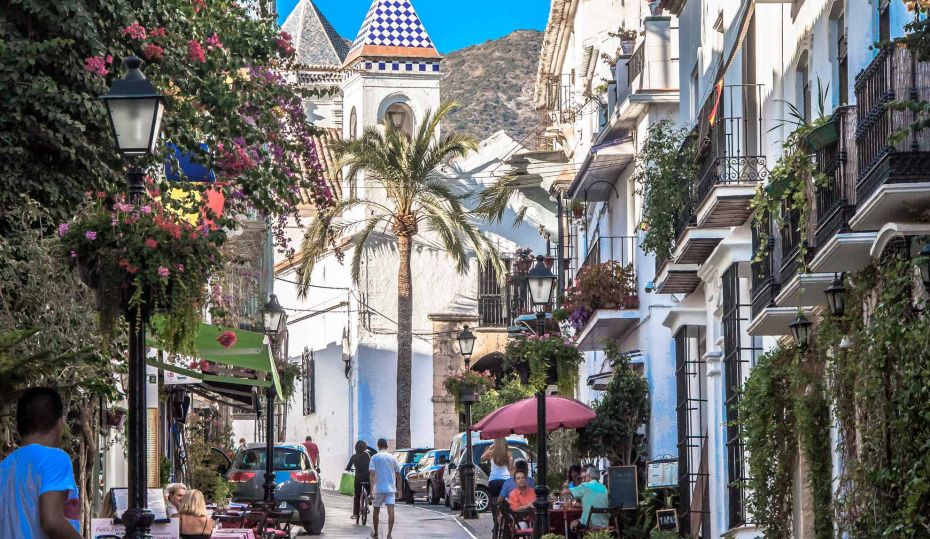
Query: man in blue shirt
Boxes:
[
  {"xmin": 369, "ymin": 438, "xmax": 401, "ymax": 539},
  {"xmin": 498, "ymin": 459, "xmax": 536, "ymax": 502},
  {"xmin": 0, "ymin": 387, "xmax": 81, "ymax": 538}
]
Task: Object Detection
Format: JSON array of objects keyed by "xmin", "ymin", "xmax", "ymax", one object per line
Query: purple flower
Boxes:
[
  {"xmin": 157, "ymin": 266, "xmax": 170, "ymax": 277},
  {"xmin": 115, "ymin": 202, "xmax": 132, "ymax": 212},
  {"xmin": 69, "ymin": 250, "xmax": 77, "ymax": 259},
  {"xmin": 85, "ymin": 231, "xmax": 97, "ymax": 241},
  {"xmin": 57, "ymin": 223, "xmax": 70, "ymax": 237},
  {"xmin": 140, "ymin": 205, "xmax": 152, "ymax": 214}
]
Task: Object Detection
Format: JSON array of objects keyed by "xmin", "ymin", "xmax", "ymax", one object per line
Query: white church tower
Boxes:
[{"xmin": 340, "ymin": 0, "xmax": 442, "ymax": 176}]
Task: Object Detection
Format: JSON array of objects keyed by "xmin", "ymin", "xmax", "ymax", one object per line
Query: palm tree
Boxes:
[{"xmin": 294, "ymin": 102, "xmax": 503, "ymax": 447}]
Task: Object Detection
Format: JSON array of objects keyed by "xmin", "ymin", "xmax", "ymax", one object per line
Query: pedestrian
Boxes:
[
  {"xmin": 177, "ymin": 489, "xmax": 214, "ymax": 539},
  {"xmin": 164, "ymin": 482, "xmax": 188, "ymax": 518},
  {"xmin": 303, "ymin": 435, "xmax": 320, "ymax": 469},
  {"xmin": 0, "ymin": 387, "xmax": 82, "ymax": 538},
  {"xmin": 345, "ymin": 440, "xmax": 371, "ymax": 521},
  {"xmin": 369, "ymin": 438, "xmax": 401, "ymax": 539},
  {"xmin": 237, "ymin": 438, "xmax": 247, "ymax": 452},
  {"xmin": 562, "ymin": 465, "xmax": 609, "ymax": 537},
  {"xmin": 481, "ymin": 438, "xmax": 512, "ymax": 539}
]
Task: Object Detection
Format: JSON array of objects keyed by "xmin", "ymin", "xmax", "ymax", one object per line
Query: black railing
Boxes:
[
  {"xmin": 814, "ymin": 106, "xmax": 858, "ymax": 248},
  {"xmin": 750, "ymin": 216, "xmax": 780, "ymax": 320},
  {"xmin": 627, "ymin": 43, "xmax": 645, "ymax": 86},
  {"xmin": 855, "ymin": 43, "xmax": 930, "ymax": 205},
  {"xmin": 580, "ymin": 236, "xmax": 638, "ymax": 275},
  {"xmin": 779, "ymin": 197, "xmax": 804, "ymax": 284}
]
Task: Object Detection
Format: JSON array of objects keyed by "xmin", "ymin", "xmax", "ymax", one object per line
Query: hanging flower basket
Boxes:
[
  {"xmin": 803, "ymin": 116, "xmax": 839, "ymax": 152},
  {"xmin": 443, "ymin": 370, "xmax": 495, "ymax": 413},
  {"xmin": 105, "ymin": 407, "xmax": 128, "ymax": 429},
  {"xmin": 60, "ymin": 189, "xmax": 225, "ymax": 354}
]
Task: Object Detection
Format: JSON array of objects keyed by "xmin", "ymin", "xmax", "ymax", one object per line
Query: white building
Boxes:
[{"xmin": 233, "ymin": 0, "xmax": 558, "ymax": 490}]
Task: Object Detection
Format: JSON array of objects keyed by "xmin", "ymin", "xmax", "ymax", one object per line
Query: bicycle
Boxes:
[{"xmin": 356, "ymin": 482, "xmax": 370, "ymax": 526}]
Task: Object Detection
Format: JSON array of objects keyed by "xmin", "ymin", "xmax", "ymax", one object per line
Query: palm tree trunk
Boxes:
[{"xmin": 395, "ymin": 232, "xmax": 413, "ymax": 448}]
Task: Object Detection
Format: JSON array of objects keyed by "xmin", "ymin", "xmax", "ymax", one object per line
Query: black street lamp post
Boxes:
[
  {"xmin": 525, "ymin": 255, "xmax": 556, "ymax": 539},
  {"xmin": 456, "ymin": 326, "xmax": 478, "ymax": 520},
  {"xmin": 100, "ymin": 56, "xmax": 165, "ymax": 539},
  {"xmin": 790, "ymin": 311, "xmax": 813, "ymax": 349},
  {"xmin": 261, "ymin": 294, "xmax": 286, "ymax": 505}
]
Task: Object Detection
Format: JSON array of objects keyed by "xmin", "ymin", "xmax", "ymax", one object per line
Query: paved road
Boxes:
[{"xmin": 294, "ymin": 491, "xmax": 494, "ymax": 538}]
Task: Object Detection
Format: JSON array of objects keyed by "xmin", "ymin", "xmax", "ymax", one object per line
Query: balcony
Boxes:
[
  {"xmin": 692, "ymin": 84, "xmax": 768, "ymax": 229},
  {"xmin": 850, "ymin": 44, "xmax": 930, "ymax": 231},
  {"xmin": 568, "ymin": 236, "xmax": 641, "ymax": 351},
  {"xmin": 655, "ymin": 201, "xmax": 702, "ymax": 294},
  {"xmin": 611, "ymin": 16, "xmax": 679, "ymax": 128}
]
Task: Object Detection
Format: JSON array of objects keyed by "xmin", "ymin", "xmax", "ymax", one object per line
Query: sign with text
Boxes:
[
  {"xmin": 647, "ymin": 459, "xmax": 678, "ymax": 488},
  {"xmin": 656, "ymin": 509, "xmax": 679, "ymax": 531},
  {"xmin": 91, "ymin": 518, "xmax": 178, "ymax": 539},
  {"xmin": 606, "ymin": 465, "xmax": 638, "ymax": 510}
]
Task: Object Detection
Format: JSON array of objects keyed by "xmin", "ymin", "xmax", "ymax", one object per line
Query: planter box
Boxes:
[{"xmin": 804, "ymin": 118, "xmax": 839, "ymax": 152}]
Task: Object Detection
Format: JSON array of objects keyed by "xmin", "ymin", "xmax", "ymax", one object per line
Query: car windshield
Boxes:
[
  {"xmin": 394, "ymin": 451, "xmax": 426, "ymax": 464},
  {"xmin": 234, "ymin": 449, "xmax": 306, "ymax": 471}
]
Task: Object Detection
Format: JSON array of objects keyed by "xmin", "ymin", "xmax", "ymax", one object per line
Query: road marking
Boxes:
[{"xmin": 408, "ymin": 505, "xmax": 478, "ymax": 539}]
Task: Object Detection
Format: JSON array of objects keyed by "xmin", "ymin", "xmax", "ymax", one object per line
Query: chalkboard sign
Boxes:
[
  {"xmin": 656, "ymin": 509, "xmax": 679, "ymax": 531},
  {"xmin": 606, "ymin": 465, "xmax": 638, "ymax": 510}
]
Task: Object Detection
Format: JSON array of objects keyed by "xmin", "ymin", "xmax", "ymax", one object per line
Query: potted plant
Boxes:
[
  {"xmin": 59, "ymin": 189, "xmax": 226, "ymax": 354},
  {"xmin": 503, "ymin": 335, "xmax": 583, "ymax": 396},
  {"xmin": 514, "ymin": 247, "xmax": 534, "ymax": 273},
  {"xmin": 563, "ymin": 261, "xmax": 639, "ymax": 332},
  {"xmin": 571, "ymin": 201, "xmax": 585, "ymax": 220},
  {"xmin": 612, "ymin": 24, "xmax": 639, "ymax": 54},
  {"xmin": 802, "ymin": 114, "xmax": 839, "ymax": 152},
  {"xmin": 105, "ymin": 406, "xmax": 128, "ymax": 429},
  {"xmin": 443, "ymin": 370, "xmax": 495, "ymax": 413}
]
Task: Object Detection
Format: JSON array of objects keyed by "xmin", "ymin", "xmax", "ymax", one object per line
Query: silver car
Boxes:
[
  {"xmin": 220, "ymin": 443, "xmax": 325, "ymax": 535},
  {"xmin": 445, "ymin": 440, "xmax": 534, "ymax": 513}
]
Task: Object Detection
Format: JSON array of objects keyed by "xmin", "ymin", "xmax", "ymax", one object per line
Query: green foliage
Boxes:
[
  {"xmin": 184, "ymin": 413, "xmax": 234, "ymax": 502},
  {"xmin": 563, "ymin": 261, "xmax": 638, "ymax": 330},
  {"xmin": 542, "ymin": 534, "xmax": 564, "ymax": 539},
  {"xmin": 583, "ymin": 531, "xmax": 612, "ymax": 539},
  {"xmin": 648, "ymin": 532, "xmax": 680, "ymax": 539},
  {"xmin": 578, "ymin": 341, "xmax": 649, "ymax": 465},
  {"xmin": 442, "ymin": 369, "xmax": 496, "ymax": 413},
  {"xmin": 471, "ymin": 376, "xmax": 535, "ymax": 423},
  {"xmin": 635, "ymin": 121, "xmax": 695, "ymax": 260},
  {"xmin": 277, "ymin": 360, "xmax": 302, "ymax": 402},
  {"xmin": 503, "ymin": 335, "xmax": 584, "ymax": 396}
]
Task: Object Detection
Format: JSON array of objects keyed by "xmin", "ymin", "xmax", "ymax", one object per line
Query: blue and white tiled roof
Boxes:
[
  {"xmin": 344, "ymin": 0, "xmax": 441, "ymax": 65},
  {"xmin": 281, "ymin": 0, "xmax": 349, "ymax": 67}
]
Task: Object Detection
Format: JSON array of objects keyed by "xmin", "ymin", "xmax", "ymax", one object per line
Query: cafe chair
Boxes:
[
  {"xmin": 214, "ymin": 511, "xmax": 246, "ymax": 529},
  {"xmin": 580, "ymin": 506, "xmax": 622, "ymax": 536},
  {"xmin": 262, "ymin": 508, "xmax": 294, "ymax": 538},
  {"xmin": 500, "ymin": 500, "xmax": 534, "ymax": 539},
  {"xmin": 241, "ymin": 509, "xmax": 268, "ymax": 533}
]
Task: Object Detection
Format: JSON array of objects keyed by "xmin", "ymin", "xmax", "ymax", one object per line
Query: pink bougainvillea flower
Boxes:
[
  {"xmin": 57, "ymin": 223, "xmax": 70, "ymax": 237},
  {"xmin": 206, "ymin": 32, "xmax": 223, "ymax": 49},
  {"xmin": 157, "ymin": 266, "xmax": 170, "ymax": 277},
  {"xmin": 144, "ymin": 238, "xmax": 158, "ymax": 249},
  {"xmin": 143, "ymin": 44, "xmax": 164, "ymax": 61},
  {"xmin": 274, "ymin": 32, "xmax": 296, "ymax": 56},
  {"xmin": 175, "ymin": 263, "xmax": 185, "ymax": 273},
  {"xmin": 187, "ymin": 40, "xmax": 206, "ymax": 63},
  {"xmin": 83, "ymin": 56, "xmax": 109, "ymax": 76},
  {"xmin": 140, "ymin": 205, "xmax": 152, "ymax": 214},
  {"xmin": 85, "ymin": 231, "xmax": 97, "ymax": 241},
  {"xmin": 150, "ymin": 26, "xmax": 167, "ymax": 37},
  {"xmin": 216, "ymin": 330, "xmax": 237, "ymax": 349},
  {"xmin": 193, "ymin": 0, "xmax": 206, "ymax": 13},
  {"xmin": 122, "ymin": 22, "xmax": 147, "ymax": 40},
  {"xmin": 199, "ymin": 360, "xmax": 210, "ymax": 371},
  {"xmin": 70, "ymin": 250, "xmax": 78, "ymax": 259}
]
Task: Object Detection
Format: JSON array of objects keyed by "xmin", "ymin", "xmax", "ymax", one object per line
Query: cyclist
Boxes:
[{"xmin": 345, "ymin": 440, "xmax": 372, "ymax": 522}]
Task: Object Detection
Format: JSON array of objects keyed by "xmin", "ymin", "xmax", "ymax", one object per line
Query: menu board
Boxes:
[{"xmin": 606, "ymin": 465, "xmax": 638, "ymax": 510}]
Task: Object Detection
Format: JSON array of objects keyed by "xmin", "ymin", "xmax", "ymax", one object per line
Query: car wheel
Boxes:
[
  {"xmin": 475, "ymin": 486, "xmax": 491, "ymax": 513},
  {"xmin": 428, "ymin": 481, "xmax": 441, "ymax": 505},
  {"xmin": 304, "ymin": 495, "xmax": 326, "ymax": 535},
  {"xmin": 404, "ymin": 481, "xmax": 415, "ymax": 504}
]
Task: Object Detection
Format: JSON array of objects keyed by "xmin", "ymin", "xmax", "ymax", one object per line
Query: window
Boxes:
[
  {"xmin": 478, "ymin": 260, "xmax": 507, "ymax": 327},
  {"xmin": 384, "ymin": 102, "xmax": 414, "ymax": 136},
  {"xmin": 676, "ymin": 326, "xmax": 709, "ymax": 537},
  {"xmin": 302, "ymin": 347, "xmax": 315, "ymax": 415},
  {"xmin": 879, "ymin": 0, "xmax": 891, "ymax": 42},
  {"xmin": 796, "ymin": 52, "xmax": 811, "ymax": 124},
  {"xmin": 690, "ymin": 65, "xmax": 699, "ymax": 124},
  {"xmin": 722, "ymin": 264, "xmax": 761, "ymax": 529},
  {"xmin": 834, "ymin": 10, "xmax": 848, "ymax": 105},
  {"xmin": 349, "ymin": 107, "xmax": 358, "ymax": 139}
]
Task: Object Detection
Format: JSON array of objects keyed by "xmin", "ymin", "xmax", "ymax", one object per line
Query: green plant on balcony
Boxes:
[
  {"xmin": 563, "ymin": 261, "xmax": 638, "ymax": 332},
  {"xmin": 635, "ymin": 120, "xmax": 696, "ymax": 261},
  {"xmin": 503, "ymin": 335, "xmax": 583, "ymax": 396}
]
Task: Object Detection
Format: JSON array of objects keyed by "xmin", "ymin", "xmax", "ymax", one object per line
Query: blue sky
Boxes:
[{"xmin": 276, "ymin": 0, "xmax": 550, "ymax": 53}]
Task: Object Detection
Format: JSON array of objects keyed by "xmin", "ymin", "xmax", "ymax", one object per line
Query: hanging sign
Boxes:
[{"xmin": 656, "ymin": 509, "xmax": 679, "ymax": 531}]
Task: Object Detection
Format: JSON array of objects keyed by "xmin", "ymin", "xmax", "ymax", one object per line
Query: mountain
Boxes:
[{"xmin": 441, "ymin": 30, "xmax": 543, "ymax": 145}]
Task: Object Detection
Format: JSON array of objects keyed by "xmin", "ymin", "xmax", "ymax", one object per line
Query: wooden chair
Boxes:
[
  {"xmin": 500, "ymin": 500, "xmax": 534, "ymax": 539},
  {"xmin": 581, "ymin": 506, "xmax": 622, "ymax": 536},
  {"xmin": 241, "ymin": 510, "xmax": 268, "ymax": 534},
  {"xmin": 262, "ymin": 508, "xmax": 294, "ymax": 538}
]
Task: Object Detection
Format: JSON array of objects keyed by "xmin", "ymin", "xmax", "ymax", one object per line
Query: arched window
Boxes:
[
  {"xmin": 384, "ymin": 102, "xmax": 414, "ymax": 136},
  {"xmin": 349, "ymin": 107, "xmax": 358, "ymax": 139}
]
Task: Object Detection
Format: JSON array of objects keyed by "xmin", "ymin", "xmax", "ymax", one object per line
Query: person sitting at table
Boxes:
[
  {"xmin": 499, "ymin": 459, "xmax": 536, "ymax": 503},
  {"xmin": 178, "ymin": 489, "xmax": 214, "ymax": 539},
  {"xmin": 507, "ymin": 470, "xmax": 536, "ymax": 512},
  {"xmin": 564, "ymin": 464, "xmax": 582, "ymax": 489},
  {"xmin": 165, "ymin": 483, "xmax": 187, "ymax": 518},
  {"xmin": 562, "ymin": 465, "xmax": 609, "ymax": 535}
]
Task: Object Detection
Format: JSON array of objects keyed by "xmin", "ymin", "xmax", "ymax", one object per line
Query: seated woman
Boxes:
[{"xmin": 178, "ymin": 489, "xmax": 214, "ymax": 539}]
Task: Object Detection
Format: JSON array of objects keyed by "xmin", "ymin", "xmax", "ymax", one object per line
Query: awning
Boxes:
[{"xmin": 146, "ymin": 320, "xmax": 283, "ymax": 399}]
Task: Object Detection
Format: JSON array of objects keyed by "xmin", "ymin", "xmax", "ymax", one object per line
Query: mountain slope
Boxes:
[{"xmin": 441, "ymin": 30, "xmax": 543, "ymax": 144}]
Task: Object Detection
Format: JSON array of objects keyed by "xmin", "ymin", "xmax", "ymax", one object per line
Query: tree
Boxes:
[
  {"xmin": 579, "ymin": 340, "xmax": 649, "ymax": 465},
  {"xmin": 294, "ymin": 102, "xmax": 503, "ymax": 447}
]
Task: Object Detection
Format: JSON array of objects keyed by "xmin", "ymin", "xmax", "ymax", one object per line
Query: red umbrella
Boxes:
[{"xmin": 471, "ymin": 395, "xmax": 596, "ymax": 440}]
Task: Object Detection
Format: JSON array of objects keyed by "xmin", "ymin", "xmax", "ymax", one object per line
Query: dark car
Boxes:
[
  {"xmin": 394, "ymin": 447, "xmax": 432, "ymax": 503},
  {"xmin": 445, "ymin": 439, "xmax": 534, "ymax": 513},
  {"xmin": 405, "ymin": 449, "xmax": 450, "ymax": 504},
  {"xmin": 220, "ymin": 443, "xmax": 325, "ymax": 535}
]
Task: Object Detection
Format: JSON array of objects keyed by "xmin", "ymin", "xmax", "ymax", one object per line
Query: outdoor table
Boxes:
[
  {"xmin": 548, "ymin": 506, "xmax": 583, "ymax": 538},
  {"xmin": 211, "ymin": 529, "xmax": 255, "ymax": 539}
]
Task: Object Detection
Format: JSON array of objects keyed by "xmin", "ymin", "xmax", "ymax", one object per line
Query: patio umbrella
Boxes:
[{"xmin": 472, "ymin": 394, "xmax": 596, "ymax": 440}]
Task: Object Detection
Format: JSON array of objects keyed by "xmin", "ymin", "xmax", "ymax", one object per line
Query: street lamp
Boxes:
[
  {"xmin": 790, "ymin": 312, "xmax": 813, "ymax": 349},
  {"xmin": 455, "ymin": 325, "xmax": 479, "ymax": 520},
  {"xmin": 525, "ymin": 255, "xmax": 555, "ymax": 538},
  {"xmin": 824, "ymin": 273, "xmax": 846, "ymax": 318},
  {"xmin": 101, "ymin": 55, "xmax": 164, "ymax": 539},
  {"xmin": 260, "ymin": 294, "xmax": 287, "ymax": 506}
]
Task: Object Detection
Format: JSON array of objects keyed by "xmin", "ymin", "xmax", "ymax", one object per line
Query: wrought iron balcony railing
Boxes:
[
  {"xmin": 814, "ymin": 105, "xmax": 858, "ymax": 248},
  {"xmin": 580, "ymin": 235, "xmax": 638, "ymax": 276}
]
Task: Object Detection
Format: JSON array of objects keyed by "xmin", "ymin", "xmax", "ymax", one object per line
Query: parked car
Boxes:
[
  {"xmin": 394, "ymin": 447, "xmax": 432, "ymax": 503},
  {"xmin": 218, "ymin": 443, "xmax": 325, "ymax": 535},
  {"xmin": 445, "ymin": 437, "xmax": 534, "ymax": 513},
  {"xmin": 405, "ymin": 449, "xmax": 450, "ymax": 504}
]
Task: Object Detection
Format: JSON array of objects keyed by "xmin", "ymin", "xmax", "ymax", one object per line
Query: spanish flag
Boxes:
[{"xmin": 708, "ymin": 80, "xmax": 724, "ymax": 127}]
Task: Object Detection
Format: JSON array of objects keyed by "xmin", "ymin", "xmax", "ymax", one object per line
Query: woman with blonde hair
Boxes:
[
  {"xmin": 481, "ymin": 438, "xmax": 512, "ymax": 539},
  {"xmin": 177, "ymin": 489, "xmax": 214, "ymax": 539}
]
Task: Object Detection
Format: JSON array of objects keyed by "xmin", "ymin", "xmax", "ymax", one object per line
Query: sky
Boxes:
[{"xmin": 276, "ymin": 0, "xmax": 550, "ymax": 54}]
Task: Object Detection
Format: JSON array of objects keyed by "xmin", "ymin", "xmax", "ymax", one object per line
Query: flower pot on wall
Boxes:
[
  {"xmin": 803, "ymin": 118, "xmax": 839, "ymax": 152},
  {"xmin": 544, "ymin": 256, "xmax": 556, "ymax": 269},
  {"xmin": 620, "ymin": 40, "xmax": 635, "ymax": 55}
]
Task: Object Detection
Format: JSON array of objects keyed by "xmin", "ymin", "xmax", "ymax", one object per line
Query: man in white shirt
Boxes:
[{"xmin": 368, "ymin": 438, "xmax": 401, "ymax": 539}]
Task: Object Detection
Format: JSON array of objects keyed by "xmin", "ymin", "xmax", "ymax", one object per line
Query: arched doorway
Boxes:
[{"xmin": 383, "ymin": 102, "xmax": 414, "ymax": 136}]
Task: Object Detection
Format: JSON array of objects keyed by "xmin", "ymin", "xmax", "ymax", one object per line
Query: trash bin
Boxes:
[{"xmin": 339, "ymin": 471, "xmax": 355, "ymax": 496}]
